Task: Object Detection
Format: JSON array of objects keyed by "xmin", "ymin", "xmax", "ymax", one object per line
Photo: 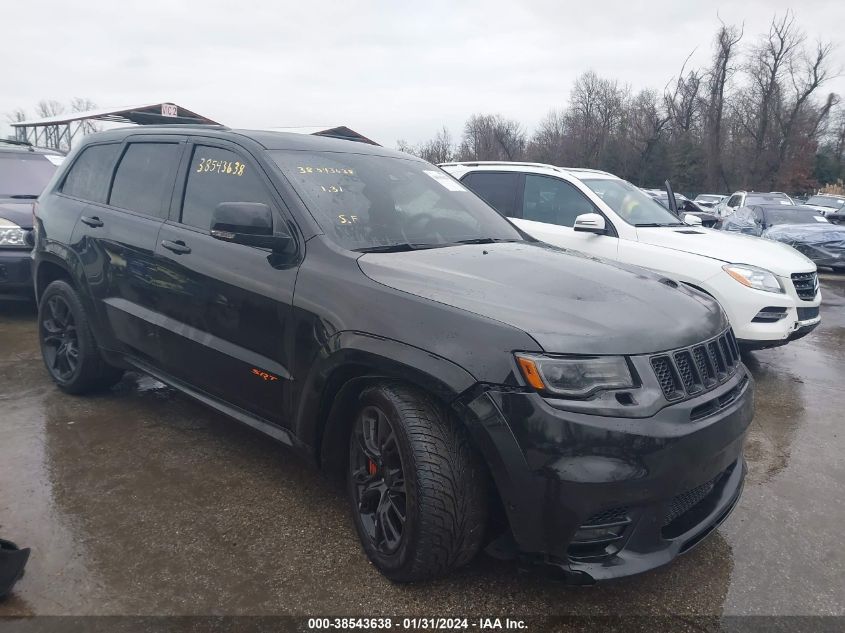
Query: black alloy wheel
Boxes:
[
  {"xmin": 40, "ymin": 294, "xmax": 80, "ymax": 382},
  {"xmin": 350, "ymin": 405, "xmax": 408, "ymax": 555}
]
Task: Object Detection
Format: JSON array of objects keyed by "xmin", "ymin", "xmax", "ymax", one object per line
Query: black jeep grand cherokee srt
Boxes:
[{"xmin": 33, "ymin": 126, "xmax": 752, "ymax": 583}]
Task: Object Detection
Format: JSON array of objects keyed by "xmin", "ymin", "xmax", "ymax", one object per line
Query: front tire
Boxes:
[
  {"xmin": 347, "ymin": 383, "xmax": 488, "ymax": 582},
  {"xmin": 38, "ymin": 280, "xmax": 123, "ymax": 394}
]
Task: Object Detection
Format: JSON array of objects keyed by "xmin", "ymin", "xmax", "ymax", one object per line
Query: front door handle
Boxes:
[
  {"xmin": 80, "ymin": 216, "xmax": 104, "ymax": 228},
  {"xmin": 161, "ymin": 239, "xmax": 191, "ymax": 255}
]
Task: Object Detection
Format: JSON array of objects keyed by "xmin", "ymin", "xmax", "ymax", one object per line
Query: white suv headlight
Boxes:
[
  {"xmin": 723, "ymin": 264, "xmax": 784, "ymax": 294},
  {"xmin": 0, "ymin": 218, "xmax": 27, "ymax": 247}
]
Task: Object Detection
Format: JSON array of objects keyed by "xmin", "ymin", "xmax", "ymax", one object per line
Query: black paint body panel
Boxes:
[{"xmin": 32, "ymin": 127, "xmax": 753, "ymax": 582}]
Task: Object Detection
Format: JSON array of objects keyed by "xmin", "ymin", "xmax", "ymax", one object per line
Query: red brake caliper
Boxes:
[{"xmin": 367, "ymin": 459, "xmax": 378, "ymax": 476}]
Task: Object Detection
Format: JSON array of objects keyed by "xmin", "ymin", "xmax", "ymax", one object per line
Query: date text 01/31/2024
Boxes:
[{"xmin": 307, "ymin": 618, "xmax": 528, "ymax": 630}]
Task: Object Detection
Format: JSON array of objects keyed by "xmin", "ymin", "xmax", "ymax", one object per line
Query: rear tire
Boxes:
[
  {"xmin": 38, "ymin": 280, "xmax": 123, "ymax": 394},
  {"xmin": 347, "ymin": 383, "xmax": 488, "ymax": 582}
]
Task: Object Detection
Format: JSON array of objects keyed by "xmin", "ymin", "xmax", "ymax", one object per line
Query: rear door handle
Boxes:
[
  {"xmin": 80, "ymin": 216, "xmax": 104, "ymax": 228},
  {"xmin": 161, "ymin": 240, "xmax": 191, "ymax": 255}
]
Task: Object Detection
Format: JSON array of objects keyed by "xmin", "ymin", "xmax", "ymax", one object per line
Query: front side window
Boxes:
[
  {"xmin": 727, "ymin": 195, "xmax": 742, "ymax": 207},
  {"xmin": 270, "ymin": 151, "xmax": 523, "ymax": 251},
  {"xmin": 462, "ymin": 172, "xmax": 519, "ymax": 216},
  {"xmin": 109, "ymin": 143, "xmax": 181, "ymax": 218},
  {"xmin": 521, "ymin": 175, "xmax": 597, "ymax": 227},
  {"xmin": 181, "ymin": 146, "xmax": 270, "ymax": 230},
  {"xmin": 60, "ymin": 144, "xmax": 120, "ymax": 203},
  {"xmin": 580, "ymin": 178, "xmax": 683, "ymax": 227}
]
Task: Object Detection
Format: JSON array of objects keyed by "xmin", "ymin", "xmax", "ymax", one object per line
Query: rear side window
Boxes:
[
  {"xmin": 462, "ymin": 172, "xmax": 519, "ymax": 216},
  {"xmin": 109, "ymin": 143, "xmax": 181, "ymax": 218},
  {"xmin": 181, "ymin": 146, "xmax": 270, "ymax": 230},
  {"xmin": 61, "ymin": 144, "xmax": 120, "ymax": 203},
  {"xmin": 522, "ymin": 174, "xmax": 597, "ymax": 227}
]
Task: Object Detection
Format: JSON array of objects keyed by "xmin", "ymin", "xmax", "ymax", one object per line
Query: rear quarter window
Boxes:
[{"xmin": 61, "ymin": 143, "xmax": 120, "ymax": 203}]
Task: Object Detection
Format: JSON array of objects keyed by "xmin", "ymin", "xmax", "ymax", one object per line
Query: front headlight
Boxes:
[
  {"xmin": 723, "ymin": 264, "xmax": 784, "ymax": 293},
  {"xmin": 0, "ymin": 218, "xmax": 27, "ymax": 247},
  {"xmin": 515, "ymin": 353, "xmax": 633, "ymax": 397}
]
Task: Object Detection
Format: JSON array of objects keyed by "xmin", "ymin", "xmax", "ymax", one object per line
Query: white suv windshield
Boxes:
[{"xmin": 581, "ymin": 178, "xmax": 684, "ymax": 226}]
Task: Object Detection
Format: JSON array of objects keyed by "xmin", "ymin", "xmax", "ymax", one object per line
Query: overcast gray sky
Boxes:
[{"xmin": 3, "ymin": 0, "xmax": 844, "ymax": 147}]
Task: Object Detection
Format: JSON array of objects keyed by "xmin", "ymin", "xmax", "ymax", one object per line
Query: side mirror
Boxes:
[
  {"xmin": 683, "ymin": 213, "xmax": 703, "ymax": 226},
  {"xmin": 210, "ymin": 202, "xmax": 293, "ymax": 252},
  {"xmin": 573, "ymin": 213, "xmax": 607, "ymax": 235}
]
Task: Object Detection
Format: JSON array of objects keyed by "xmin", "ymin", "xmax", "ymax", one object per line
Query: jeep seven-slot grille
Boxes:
[
  {"xmin": 650, "ymin": 329, "xmax": 741, "ymax": 403},
  {"xmin": 791, "ymin": 272, "xmax": 819, "ymax": 301}
]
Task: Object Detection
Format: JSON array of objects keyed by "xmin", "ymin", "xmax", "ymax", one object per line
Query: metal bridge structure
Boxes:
[{"xmin": 11, "ymin": 102, "xmax": 219, "ymax": 150}]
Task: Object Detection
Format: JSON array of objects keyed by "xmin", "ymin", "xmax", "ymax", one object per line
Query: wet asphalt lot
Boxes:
[{"xmin": 0, "ymin": 276, "xmax": 843, "ymax": 619}]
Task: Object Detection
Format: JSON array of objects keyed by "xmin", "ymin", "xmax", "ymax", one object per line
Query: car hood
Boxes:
[
  {"xmin": 358, "ymin": 242, "xmax": 727, "ymax": 355},
  {"xmin": 635, "ymin": 226, "xmax": 815, "ymax": 275},
  {"xmin": 0, "ymin": 198, "xmax": 33, "ymax": 229}
]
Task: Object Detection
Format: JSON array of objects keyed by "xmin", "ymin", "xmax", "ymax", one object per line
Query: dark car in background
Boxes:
[
  {"xmin": 31, "ymin": 126, "xmax": 752, "ymax": 584},
  {"xmin": 0, "ymin": 139, "xmax": 63, "ymax": 299},
  {"xmin": 721, "ymin": 204, "xmax": 845, "ymax": 272},
  {"xmin": 804, "ymin": 194, "xmax": 845, "ymax": 216},
  {"xmin": 644, "ymin": 189, "xmax": 720, "ymax": 227}
]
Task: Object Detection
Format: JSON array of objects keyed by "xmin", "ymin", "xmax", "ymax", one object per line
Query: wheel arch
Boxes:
[
  {"xmin": 297, "ymin": 332, "xmax": 478, "ymax": 479},
  {"xmin": 34, "ymin": 255, "xmax": 74, "ymax": 301}
]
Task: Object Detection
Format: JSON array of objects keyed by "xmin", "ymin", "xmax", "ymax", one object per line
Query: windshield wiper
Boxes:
[
  {"xmin": 634, "ymin": 222, "xmax": 685, "ymax": 227},
  {"xmin": 354, "ymin": 243, "xmax": 443, "ymax": 253},
  {"xmin": 451, "ymin": 237, "xmax": 521, "ymax": 245},
  {"xmin": 8, "ymin": 194, "xmax": 39, "ymax": 199}
]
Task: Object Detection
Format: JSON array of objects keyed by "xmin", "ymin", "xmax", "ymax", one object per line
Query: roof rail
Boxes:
[
  {"xmin": 561, "ymin": 166, "xmax": 615, "ymax": 177},
  {"xmin": 438, "ymin": 161, "xmax": 615, "ymax": 177},
  {"xmin": 438, "ymin": 161, "xmax": 566, "ymax": 171}
]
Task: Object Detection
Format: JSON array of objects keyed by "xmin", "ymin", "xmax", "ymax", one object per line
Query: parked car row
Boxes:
[{"xmin": 25, "ymin": 127, "xmax": 758, "ymax": 585}]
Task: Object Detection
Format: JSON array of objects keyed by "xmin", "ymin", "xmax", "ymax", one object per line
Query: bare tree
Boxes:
[
  {"xmin": 457, "ymin": 114, "xmax": 525, "ymax": 161},
  {"xmin": 704, "ymin": 21, "xmax": 744, "ymax": 191},
  {"xmin": 417, "ymin": 126, "xmax": 455, "ymax": 164},
  {"xmin": 36, "ymin": 100, "xmax": 65, "ymax": 118}
]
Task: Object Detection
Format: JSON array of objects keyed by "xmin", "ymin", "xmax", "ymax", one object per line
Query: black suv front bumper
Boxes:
[{"xmin": 459, "ymin": 367, "xmax": 753, "ymax": 583}]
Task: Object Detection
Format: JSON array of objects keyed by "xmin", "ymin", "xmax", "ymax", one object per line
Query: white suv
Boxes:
[{"xmin": 440, "ymin": 162, "xmax": 821, "ymax": 349}]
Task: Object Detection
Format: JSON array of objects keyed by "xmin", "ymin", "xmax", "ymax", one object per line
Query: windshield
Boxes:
[
  {"xmin": 270, "ymin": 150, "xmax": 524, "ymax": 251},
  {"xmin": 581, "ymin": 178, "xmax": 683, "ymax": 226},
  {"xmin": 806, "ymin": 195, "xmax": 845, "ymax": 209},
  {"xmin": 765, "ymin": 209, "xmax": 828, "ymax": 226},
  {"xmin": 0, "ymin": 153, "xmax": 58, "ymax": 197},
  {"xmin": 746, "ymin": 193, "xmax": 793, "ymax": 206}
]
